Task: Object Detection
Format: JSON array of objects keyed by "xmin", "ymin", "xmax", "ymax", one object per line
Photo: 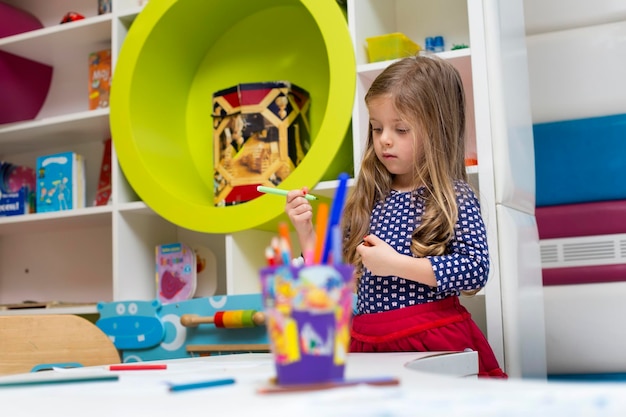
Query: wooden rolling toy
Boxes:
[{"xmin": 180, "ymin": 310, "xmax": 266, "ymax": 328}]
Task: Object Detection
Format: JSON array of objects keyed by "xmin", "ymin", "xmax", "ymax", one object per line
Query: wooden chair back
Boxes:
[{"xmin": 0, "ymin": 314, "xmax": 120, "ymax": 376}]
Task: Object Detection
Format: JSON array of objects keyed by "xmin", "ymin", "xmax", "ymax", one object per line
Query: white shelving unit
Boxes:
[
  {"xmin": 0, "ymin": 0, "xmax": 268, "ymax": 315},
  {"xmin": 0, "ymin": 0, "xmax": 545, "ymax": 378},
  {"xmin": 0, "ymin": 1, "xmax": 118, "ymax": 312},
  {"xmin": 347, "ymin": 0, "xmax": 546, "ymax": 378}
]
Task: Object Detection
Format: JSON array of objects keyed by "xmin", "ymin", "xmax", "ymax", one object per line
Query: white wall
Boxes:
[
  {"xmin": 524, "ymin": 0, "xmax": 626, "ymax": 123},
  {"xmin": 524, "ymin": 0, "xmax": 626, "ymax": 375}
]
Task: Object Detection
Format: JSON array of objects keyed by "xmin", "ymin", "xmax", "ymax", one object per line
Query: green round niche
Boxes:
[{"xmin": 111, "ymin": 0, "xmax": 355, "ymax": 233}]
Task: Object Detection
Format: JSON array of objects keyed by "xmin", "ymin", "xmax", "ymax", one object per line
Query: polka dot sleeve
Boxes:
[{"xmin": 427, "ymin": 182, "xmax": 490, "ymax": 293}]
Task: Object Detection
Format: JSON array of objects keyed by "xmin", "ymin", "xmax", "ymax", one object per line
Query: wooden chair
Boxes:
[{"xmin": 0, "ymin": 314, "xmax": 121, "ymax": 376}]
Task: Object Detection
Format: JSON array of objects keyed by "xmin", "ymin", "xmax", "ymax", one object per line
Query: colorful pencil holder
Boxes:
[{"xmin": 259, "ymin": 264, "xmax": 355, "ymax": 385}]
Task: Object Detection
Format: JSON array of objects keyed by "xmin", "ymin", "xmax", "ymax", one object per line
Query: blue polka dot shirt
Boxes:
[{"xmin": 356, "ymin": 180, "xmax": 490, "ymax": 314}]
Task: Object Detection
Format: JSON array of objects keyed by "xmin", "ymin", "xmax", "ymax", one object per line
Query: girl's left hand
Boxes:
[{"xmin": 356, "ymin": 234, "xmax": 399, "ymax": 276}]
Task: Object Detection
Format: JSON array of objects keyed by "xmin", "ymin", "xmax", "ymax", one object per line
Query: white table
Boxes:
[{"xmin": 1, "ymin": 352, "xmax": 625, "ymax": 416}]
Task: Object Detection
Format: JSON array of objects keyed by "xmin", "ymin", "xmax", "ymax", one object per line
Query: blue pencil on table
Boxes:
[
  {"xmin": 322, "ymin": 173, "xmax": 349, "ymax": 264},
  {"xmin": 168, "ymin": 377, "xmax": 235, "ymax": 392}
]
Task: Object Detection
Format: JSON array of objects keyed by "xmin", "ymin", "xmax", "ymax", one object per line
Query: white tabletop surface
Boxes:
[{"xmin": 1, "ymin": 352, "xmax": 626, "ymax": 416}]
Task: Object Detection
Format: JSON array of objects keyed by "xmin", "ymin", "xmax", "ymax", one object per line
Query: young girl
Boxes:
[{"xmin": 285, "ymin": 55, "xmax": 506, "ymax": 378}]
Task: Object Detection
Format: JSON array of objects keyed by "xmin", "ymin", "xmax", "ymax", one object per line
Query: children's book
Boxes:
[
  {"xmin": 88, "ymin": 49, "xmax": 111, "ymax": 110},
  {"xmin": 94, "ymin": 138, "xmax": 112, "ymax": 206},
  {"xmin": 0, "ymin": 188, "xmax": 30, "ymax": 216},
  {"xmin": 36, "ymin": 152, "xmax": 85, "ymax": 213},
  {"xmin": 156, "ymin": 242, "xmax": 197, "ymax": 304},
  {"xmin": 0, "ymin": 161, "xmax": 36, "ymax": 216}
]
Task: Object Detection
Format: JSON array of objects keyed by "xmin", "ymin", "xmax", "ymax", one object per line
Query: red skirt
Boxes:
[{"xmin": 350, "ymin": 296, "xmax": 507, "ymax": 378}]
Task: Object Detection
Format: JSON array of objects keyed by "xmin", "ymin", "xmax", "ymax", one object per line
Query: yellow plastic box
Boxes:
[{"xmin": 366, "ymin": 32, "xmax": 421, "ymax": 63}]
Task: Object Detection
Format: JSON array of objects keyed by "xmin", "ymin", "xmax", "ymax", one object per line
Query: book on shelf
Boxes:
[
  {"xmin": 94, "ymin": 138, "xmax": 112, "ymax": 206},
  {"xmin": 0, "ymin": 161, "xmax": 36, "ymax": 216},
  {"xmin": 155, "ymin": 242, "xmax": 197, "ymax": 304},
  {"xmin": 36, "ymin": 152, "xmax": 85, "ymax": 213},
  {"xmin": 88, "ymin": 49, "xmax": 112, "ymax": 110}
]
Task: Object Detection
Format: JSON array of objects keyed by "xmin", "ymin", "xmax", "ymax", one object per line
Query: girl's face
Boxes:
[{"xmin": 367, "ymin": 96, "xmax": 422, "ymax": 190}]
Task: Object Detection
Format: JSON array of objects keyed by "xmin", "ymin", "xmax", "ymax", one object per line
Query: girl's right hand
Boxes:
[
  {"xmin": 285, "ymin": 187, "xmax": 313, "ymax": 226},
  {"xmin": 285, "ymin": 188, "xmax": 316, "ymax": 252}
]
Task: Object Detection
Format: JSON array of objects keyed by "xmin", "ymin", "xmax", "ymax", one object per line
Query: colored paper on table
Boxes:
[{"xmin": 0, "ymin": 373, "xmax": 118, "ymax": 388}]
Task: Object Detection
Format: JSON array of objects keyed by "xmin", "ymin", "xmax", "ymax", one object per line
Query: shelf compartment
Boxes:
[
  {"xmin": 351, "ymin": 49, "xmax": 477, "ymax": 175},
  {"xmin": 0, "ymin": 216, "xmax": 113, "ymax": 306},
  {"xmin": 0, "ymin": 14, "xmax": 113, "ymax": 121},
  {"xmin": 0, "ymin": 109, "xmax": 110, "ymax": 156},
  {"xmin": 349, "ymin": 0, "xmax": 470, "ymax": 67},
  {"xmin": 0, "ymin": 206, "xmax": 112, "ymax": 236},
  {"xmin": 111, "ymin": 0, "xmax": 356, "ymax": 234},
  {"xmin": 0, "ymin": 15, "xmax": 112, "ymax": 64}
]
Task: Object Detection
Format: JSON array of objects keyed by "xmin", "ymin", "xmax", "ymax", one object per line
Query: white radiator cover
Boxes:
[{"xmin": 540, "ymin": 234, "xmax": 626, "ymax": 268}]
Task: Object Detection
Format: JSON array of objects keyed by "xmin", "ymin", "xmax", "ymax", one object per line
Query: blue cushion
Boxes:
[{"xmin": 534, "ymin": 113, "xmax": 626, "ymax": 207}]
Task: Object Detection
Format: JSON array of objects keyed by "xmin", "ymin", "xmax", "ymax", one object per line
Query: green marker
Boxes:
[{"xmin": 257, "ymin": 186, "xmax": 318, "ymax": 201}]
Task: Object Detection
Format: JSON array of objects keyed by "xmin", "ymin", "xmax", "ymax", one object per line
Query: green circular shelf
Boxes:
[{"xmin": 111, "ymin": 0, "xmax": 355, "ymax": 233}]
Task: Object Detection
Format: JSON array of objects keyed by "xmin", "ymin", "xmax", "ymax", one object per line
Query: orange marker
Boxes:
[
  {"xmin": 278, "ymin": 222, "xmax": 292, "ymax": 265},
  {"xmin": 313, "ymin": 203, "xmax": 329, "ymax": 264}
]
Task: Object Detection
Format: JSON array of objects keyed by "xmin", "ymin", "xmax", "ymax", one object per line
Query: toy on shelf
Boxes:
[
  {"xmin": 180, "ymin": 310, "xmax": 266, "ymax": 328},
  {"xmin": 60, "ymin": 12, "xmax": 84, "ymax": 24},
  {"xmin": 366, "ymin": 33, "xmax": 420, "ymax": 63},
  {"xmin": 98, "ymin": 0, "xmax": 112, "ymax": 15}
]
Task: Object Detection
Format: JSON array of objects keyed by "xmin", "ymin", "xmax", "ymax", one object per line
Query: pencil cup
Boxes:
[{"xmin": 259, "ymin": 264, "xmax": 355, "ymax": 385}]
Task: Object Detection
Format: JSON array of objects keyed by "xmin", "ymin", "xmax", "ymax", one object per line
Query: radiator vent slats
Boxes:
[{"xmin": 540, "ymin": 234, "xmax": 626, "ymax": 268}]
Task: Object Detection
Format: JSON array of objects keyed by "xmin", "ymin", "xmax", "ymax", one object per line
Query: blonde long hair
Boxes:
[{"xmin": 343, "ymin": 55, "xmax": 468, "ymax": 277}]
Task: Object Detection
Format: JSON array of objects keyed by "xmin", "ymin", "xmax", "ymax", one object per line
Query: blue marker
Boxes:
[
  {"xmin": 331, "ymin": 224, "xmax": 343, "ymax": 265},
  {"xmin": 168, "ymin": 378, "xmax": 235, "ymax": 392},
  {"xmin": 322, "ymin": 173, "xmax": 349, "ymax": 264}
]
